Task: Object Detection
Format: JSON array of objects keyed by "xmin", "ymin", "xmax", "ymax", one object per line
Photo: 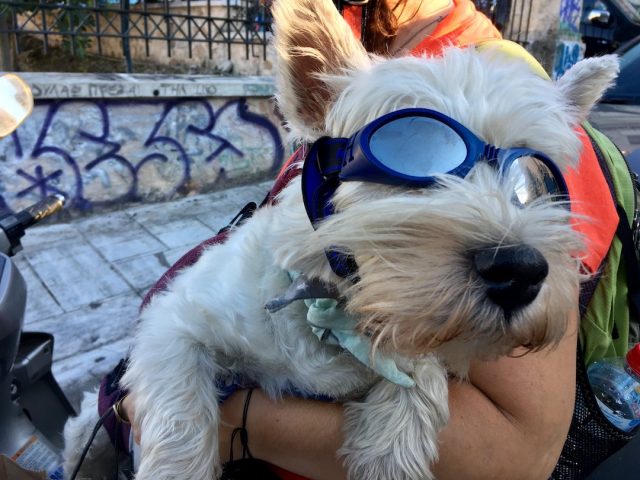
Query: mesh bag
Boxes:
[{"xmin": 551, "ymin": 346, "xmax": 638, "ymax": 479}]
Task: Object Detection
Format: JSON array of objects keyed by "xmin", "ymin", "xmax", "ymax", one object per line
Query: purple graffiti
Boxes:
[
  {"xmin": 559, "ymin": 0, "xmax": 582, "ymax": 31},
  {"xmin": 16, "ymin": 166, "xmax": 65, "ymax": 198},
  {"xmin": 1, "ymin": 97, "xmax": 284, "ymax": 213}
]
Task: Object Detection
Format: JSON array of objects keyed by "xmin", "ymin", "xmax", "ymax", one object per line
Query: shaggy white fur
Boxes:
[{"xmin": 63, "ymin": 0, "xmax": 620, "ymax": 479}]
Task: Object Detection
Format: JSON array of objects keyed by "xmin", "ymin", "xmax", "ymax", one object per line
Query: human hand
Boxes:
[{"xmin": 120, "ymin": 395, "xmax": 140, "ymax": 445}]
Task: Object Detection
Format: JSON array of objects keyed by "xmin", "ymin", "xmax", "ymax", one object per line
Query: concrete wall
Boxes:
[
  {"xmin": 516, "ymin": 0, "xmax": 563, "ymax": 74},
  {"xmin": 0, "ymin": 73, "xmax": 286, "ymax": 218},
  {"xmin": 500, "ymin": 1, "xmax": 584, "ymax": 78}
]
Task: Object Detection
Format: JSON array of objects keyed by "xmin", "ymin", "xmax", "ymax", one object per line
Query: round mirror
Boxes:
[
  {"xmin": 369, "ymin": 116, "xmax": 468, "ymax": 177},
  {"xmin": 0, "ymin": 74, "xmax": 34, "ymax": 138}
]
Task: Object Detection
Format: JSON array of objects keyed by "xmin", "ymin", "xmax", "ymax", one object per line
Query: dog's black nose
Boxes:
[{"xmin": 473, "ymin": 245, "xmax": 548, "ymax": 315}]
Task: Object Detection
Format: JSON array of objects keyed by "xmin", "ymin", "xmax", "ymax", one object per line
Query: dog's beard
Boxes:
[{"xmin": 306, "ymin": 164, "xmax": 584, "ymax": 366}]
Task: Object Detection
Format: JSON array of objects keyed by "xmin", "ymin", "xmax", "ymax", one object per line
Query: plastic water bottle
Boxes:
[{"xmin": 587, "ymin": 343, "xmax": 640, "ymax": 432}]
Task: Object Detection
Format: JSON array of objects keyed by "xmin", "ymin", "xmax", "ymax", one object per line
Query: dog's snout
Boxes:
[{"xmin": 473, "ymin": 245, "xmax": 548, "ymax": 315}]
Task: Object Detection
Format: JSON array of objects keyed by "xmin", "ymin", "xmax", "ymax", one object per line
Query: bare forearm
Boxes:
[
  {"xmin": 239, "ymin": 382, "xmax": 564, "ymax": 480},
  {"xmin": 434, "ymin": 380, "xmax": 565, "ymax": 480},
  {"xmin": 222, "ymin": 314, "xmax": 577, "ymax": 479},
  {"xmin": 235, "ymin": 390, "xmax": 348, "ymax": 480}
]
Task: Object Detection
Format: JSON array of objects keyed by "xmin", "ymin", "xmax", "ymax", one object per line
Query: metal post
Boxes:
[
  {"xmin": 0, "ymin": 12, "xmax": 16, "ymax": 70},
  {"xmin": 164, "ymin": 0, "xmax": 171, "ymax": 58},
  {"xmin": 96, "ymin": 0, "xmax": 102, "ymax": 56},
  {"xmin": 226, "ymin": 0, "xmax": 231, "ymax": 60},
  {"xmin": 144, "ymin": 0, "xmax": 149, "ymax": 57},
  {"xmin": 187, "ymin": 0, "xmax": 192, "ymax": 58},
  {"xmin": 40, "ymin": 0, "xmax": 49, "ymax": 55},
  {"xmin": 121, "ymin": 0, "xmax": 132, "ymax": 72},
  {"xmin": 207, "ymin": 0, "xmax": 212, "ymax": 59}
]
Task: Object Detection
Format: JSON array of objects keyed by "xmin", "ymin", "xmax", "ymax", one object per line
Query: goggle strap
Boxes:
[
  {"xmin": 317, "ymin": 138, "xmax": 349, "ymax": 177},
  {"xmin": 301, "ymin": 137, "xmax": 348, "ymax": 231},
  {"xmin": 483, "ymin": 144, "xmax": 500, "ymax": 162}
]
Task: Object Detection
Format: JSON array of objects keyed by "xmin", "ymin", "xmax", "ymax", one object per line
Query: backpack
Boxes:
[
  {"xmin": 552, "ymin": 121, "xmax": 640, "ymax": 479},
  {"xmin": 580, "ymin": 122, "xmax": 640, "ymax": 363}
]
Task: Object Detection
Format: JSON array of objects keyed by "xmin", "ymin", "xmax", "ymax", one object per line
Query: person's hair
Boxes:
[{"xmin": 362, "ymin": 0, "xmax": 422, "ymax": 55}]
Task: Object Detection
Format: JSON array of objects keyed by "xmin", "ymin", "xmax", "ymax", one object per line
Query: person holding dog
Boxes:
[{"xmin": 116, "ymin": 1, "xmax": 636, "ymax": 479}]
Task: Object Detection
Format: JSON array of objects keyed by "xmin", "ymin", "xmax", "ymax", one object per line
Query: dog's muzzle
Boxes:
[{"xmin": 473, "ymin": 244, "xmax": 548, "ymax": 316}]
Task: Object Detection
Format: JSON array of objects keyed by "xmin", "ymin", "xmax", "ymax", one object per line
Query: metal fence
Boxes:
[
  {"xmin": 475, "ymin": 0, "xmax": 533, "ymax": 46},
  {"xmin": 0, "ymin": 0, "xmax": 272, "ymax": 72},
  {"xmin": 0, "ymin": 0, "xmax": 534, "ymax": 73}
]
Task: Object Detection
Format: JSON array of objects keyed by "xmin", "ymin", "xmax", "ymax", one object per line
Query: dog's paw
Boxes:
[
  {"xmin": 133, "ymin": 415, "xmax": 221, "ymax": 480},
  {"xmin": 340, "ymin": 360, "xmax": 448, "ymax": 480}
]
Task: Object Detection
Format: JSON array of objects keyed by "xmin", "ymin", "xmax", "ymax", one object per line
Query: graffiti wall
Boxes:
[
  {"xmin": 559, "ymin": 0, "xmax": 582, "ymax": 32},
  {"xmin": 553, "ymin": 0, "xmax": 584, "ymax": 79},
  {"xmin": 0, "ymin": 76, "xmax": 285, "ymax": 216}
]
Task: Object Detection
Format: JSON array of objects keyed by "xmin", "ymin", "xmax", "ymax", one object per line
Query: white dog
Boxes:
[{"xmin": 63, "ymin": 0, "xmax": 619, "ymax": 478}]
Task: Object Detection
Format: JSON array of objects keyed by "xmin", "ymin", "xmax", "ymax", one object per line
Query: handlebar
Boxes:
[{"xmin": 0, "ymin": 194, "xmax": 66, "ymax": 256}]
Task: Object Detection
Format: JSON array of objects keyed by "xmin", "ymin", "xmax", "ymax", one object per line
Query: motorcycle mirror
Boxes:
[{"xmin": 0, "ymin": 73, "xmax": 34, "ymax": 138}]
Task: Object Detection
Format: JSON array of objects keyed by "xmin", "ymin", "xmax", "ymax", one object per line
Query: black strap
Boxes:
[
  {"xmin": 218, "ymin": 202, "xmax": 258, "ymax": 235},
  {"xmin": 586, "ymin": 128, "xmax": 640, "ymax": 324},
  {"xmin": 615, "ymin": 203, "xmax": 640, "ymax": 322},
  {"xmin": 229, "ymin": 388, "xmax": 254, "ymax": 462}
]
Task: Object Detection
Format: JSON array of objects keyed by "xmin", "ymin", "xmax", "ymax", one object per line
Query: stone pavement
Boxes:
[{"xmin": 15, "ymin": 179, "xmax": 273, "ymax": 410}]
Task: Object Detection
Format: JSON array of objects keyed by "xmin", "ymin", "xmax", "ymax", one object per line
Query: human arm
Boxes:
[{"xmin": 218, "ymin": 309, "xmax": 579, "ymax": 480}]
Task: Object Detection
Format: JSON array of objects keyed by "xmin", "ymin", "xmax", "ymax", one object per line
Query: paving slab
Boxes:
[
  {"xmin": 139, "ymin": 217, "xmax": 216, "ymax": 249},
  {"xmin": 76, "ymin": 211, "xmax": 165, "ymax": 262},
  {"xmin": 14, "ymin": 180, "xmax": 274, "ymax": 409},
  {"xmin": 127, "ymin": 180, "xmax": 273, "ymax": 225},
  {"xmin": 23, "ymin": 241, "xmax": 133, "ymax": 311},
  {"xmin": 14, "ymin": 255, "xmax": 65, "ymax": 324},
  {"xmin": 26, "ymin": 291, "xmax": 140, "ymax": 361},
  {"xmin": 112, "ymin": 251, "xmax": 174, "ymax": 292},
  {"xmin": 54, "ymin": 337, "xmax": 134, "ymax": 411},
  {"xmin": 20, "ymin": 222, "xmax": 85, "ymax": 251}
]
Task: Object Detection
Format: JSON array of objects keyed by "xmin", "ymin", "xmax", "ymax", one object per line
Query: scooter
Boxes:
[{"xmin": 0, "ymin": 73, "xmax": 73, "ymax": 479}]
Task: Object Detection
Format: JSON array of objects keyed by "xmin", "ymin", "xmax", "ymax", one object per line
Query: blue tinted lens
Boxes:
[{"xmin": 369, "ymin": 116, "xmax": 468, "ymax": 177}]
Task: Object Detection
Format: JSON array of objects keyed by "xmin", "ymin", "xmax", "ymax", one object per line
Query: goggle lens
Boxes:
[
  {"xmin": 369, "ymin": 116, "xmax": 468, "ymax": 177},
  {"xmin": 504, "ymin": 156, "xmax": 567, "ymax": 207}
]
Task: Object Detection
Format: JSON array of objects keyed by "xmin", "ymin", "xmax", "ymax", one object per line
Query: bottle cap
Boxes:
[{"xmin": 627, "ymin": 343, "xmax": 640, "ymax": 377}]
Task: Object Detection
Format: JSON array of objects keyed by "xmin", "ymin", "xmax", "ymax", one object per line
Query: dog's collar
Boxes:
[
  {"xmin": 266, "ymin": 272, "xmax": 415, "ymax": 388},
  {"xmin": 305, "ymin": 297, "xmax": 415, "ymax": 388}
]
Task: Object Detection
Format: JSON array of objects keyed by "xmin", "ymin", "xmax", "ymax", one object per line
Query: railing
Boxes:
[
  {"xmin": 0, "ymin": 0, "xmax": 534, "ymax": 74},
  {"xmin": 474, "ymin": 0, "xmax": 533, "ymax": 46},
  {"xmin": 0, "ymin": 0, "xmax": 272, "ymax": 72}
]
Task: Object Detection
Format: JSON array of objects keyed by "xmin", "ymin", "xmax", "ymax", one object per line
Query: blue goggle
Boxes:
[{"xmin": 301, "ymin": 108, "xmax": 569, "ymax": 279}]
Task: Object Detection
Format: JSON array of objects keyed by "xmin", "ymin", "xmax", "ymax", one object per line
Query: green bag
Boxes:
[{"xmin": 580, "ymin": 121, "xmax": 640, "ymax": 366}]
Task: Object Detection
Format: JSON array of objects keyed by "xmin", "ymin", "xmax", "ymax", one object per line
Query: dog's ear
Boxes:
[
  {"xmin": 556, "ymin": 54, "xmax": 619, "ymax": 123},
  {"xmin": 271, "ymin": 0, "xmax": 370, "ymax": 139}
]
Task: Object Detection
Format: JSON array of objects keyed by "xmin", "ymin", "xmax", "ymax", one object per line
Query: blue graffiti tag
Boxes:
[
  {"xmin": 553, "ymin": 41, "xmax": 582, "ymax": 79},
  {"xmin": 1, "ymin": 98, "xmax": 284, "ymax": 213},
  {"xmin": 16, "ymin": 166, "xmax": 65, "ymax": 198},
  {"xmin": 29, "ymin": 101, "xmax": 88, "ymax": 209},
  {"xmin": 559, "ymin": 0, "xmax": 582, "ymax": 31}
]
